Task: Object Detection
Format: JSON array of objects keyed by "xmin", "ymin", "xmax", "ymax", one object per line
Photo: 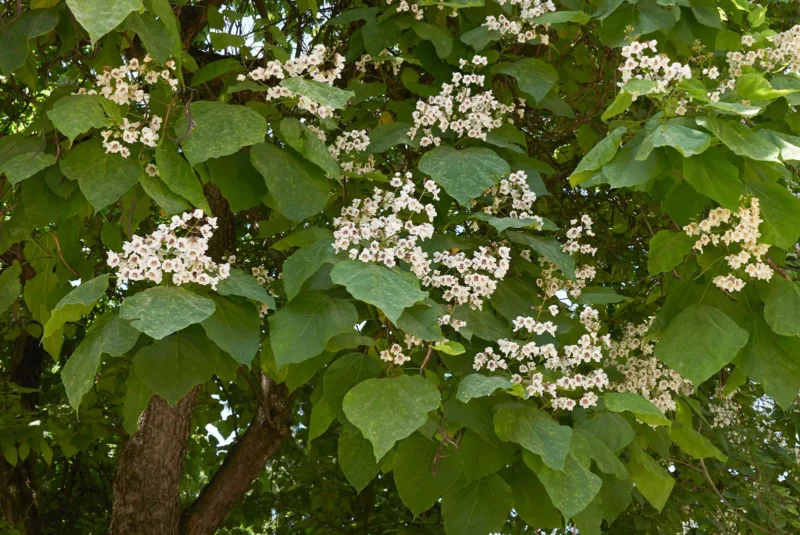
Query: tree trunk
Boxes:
[
  {"xmin": 109, "ymin": 389, "xmax": 199, "ymax": 535},
  {"xmin": 180, "ymin": 375, "xmax": 292, "ymax": 535}
]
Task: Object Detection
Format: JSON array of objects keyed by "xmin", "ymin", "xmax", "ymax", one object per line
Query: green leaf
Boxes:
[
  {"xmin": 569, "ymin": 127, "xmax": 627, "ymax": 186},
  {"xmin": 492, "ymin": 59, "xmax": 558, "ymax": 102},
  {"xmin": 338, "ymin": 425, "xmax": 381, "ymax": 492},
  {"xmin": 460, "ymin": 26, "xmax": 501, "ymax": 51},
  {"xmin": 250, "ymin": 142, "xmax": 330, "ymax": 221},
  {"xmin": 210, "ymin": 32, "xmax": 245, "ymax": 50},
  {"xmin": 269, "ymin": 291, "xmax": 357, "ymax": 368},
  {"xmin": 367, "ymin": 122, "xmax": 416, "ymax": 154},
  {"xmin": 61, "ymin": 312, "xmax": 140, "ymax": 411},
  {"xmin": 283, "ymin": 240, "xmax": 340, "ymax": 301},
  {"xmin": 736, "ymin": 313, "xmax": 800, "ymax": 409},
  {"xmin": 636, "ymin": 123, "xmax": 711, "ymax": 160},
  {"xmin": 503, "ymin": 465, "xmax": 563, "ymax": 530},
  {"xmin": 0, "ymin": 8, "xmax": 59, "ymax": 75},
  {"xmin": 323, "ymin": 352, "xmax": 384, "ymax": 420},
  {"xmin": 577, "ymin": 412, "xmax": 635, "ymax": 452},
  {"xmin": 216, "ymin": 268, "xmax": 275, "ymax": 309},
  {"xmin": 627, "ymin": 445, "xmax": 674, "ymax": 512},
  {"xmin": 506, "ymin": 231, "xmax": 575, "ymax": 279},
  {"xmin": 470, "ymin": 212, "xmax": 544, "ymax": 232},
  {"xmin": 571, "ymin": 429, "xmax": 629, "ymax": 479},
  {"xmin": 441, "ymin": 474, "xmax": 513, "ymax": 535},
  {"xmin": 575, "ymin": 286, "xmax": 629, "ymax": 305},
  {"xmin": 44, "ymin": 274, "xmax": 110, "ymax": 338},
  {"xmin": 394, "ymin": 434, "xmax": 463, "ymax": 516},
  {"xmin": 456, "ymin": 374, "xmax": 511, "ymax": 402},
  {"xmin": 682, "ymin": 147, "xmax": 743, "ymax": 210},
  {"xmin": 139, "ymin": 173, "xmax": 190, "ymax": 216},
  {"xmin": 342, "ymin": 374, "xmax": 441, "ymax": 459},
  {"xmin": 764, "ymin": 280, "xmax": 800, "ymax": 336},
  {"xmin": 532, "ymin": 10, "xmax": 591, "ymax": 23},
  {"xmin": 523, "ymin": 446, "xmax": 602, "ymax": 520},
  {"xmin": 200, "ymin": 295, "xmax": 260, "ymax": 365},
  {"xmin": 47, "ymin": 95, "xmax": 108, "ymax": 142},
  {"xmin": 60, "ymin": 139, "xmax": 141, "ymax": 210},
  {"xmin": 452, "ymin": 304, "xmax": 511, "ymax": 341},
  {"xmin": 746, "ymin": 181, "xmax": 800, "ymax": 250},
  {"xmin": 396, "ymin": 303, "xmax": 443, "ymax": 342},
  {"xmin": 66, "ymin": 0, "xmax": 143, "ymax": 42},
  {"xmin": 668, "ymin": 423, "xmax": 727, "ymax": 461},
  {"xmin": 132, "ymin": 327, "xmax": 219, "ymax": 406},
  {"xmin": 494, "ymin": 405, "xmax": 572, "ymax": 470},
  {"xmin": 601, "ymin": 91, "xmax": 633, "ymax": 121},
  {"xmin": 696, "ymin": 115, "xmax": 780, "ymax": 163},
  {"xmin": 155, "ymin": 140, "xmax": 211, "ymax": 213},
  {"xmin": 308, "ymin": 396, "xmax": 335, "ymax": 443},
  {"xmin": 123, "ymin": 12, "xmax": 179, "ymax": 64},
  {"xmin": 280, "ymin": 118, "xmax": 340, "ymax": 179},
  {"xmin": 280, "ymin": 77, "xmax": 354, "ymax": 109},
  {"xmin": 176, "ymin": 101, "xmax": 267, "ymax": 166},
  {"xmin": 122, "ymin": 373, "xmax": 153, "ymax": 434},
  {"xmin": 434, "ymin": 340, "xmax": 465, "ymax": 355},
  {"xmin": 0, "ymin": 262, "xmax": 22, "ymax": 315},
  {"xmin": 191, "ymin": 58, "xmax": 245, "ymax": 87},
  {"xmin": 655, "ymin": 304, "xmax": 749, "ymax": 385},
  {"xmin": 411, "ymin": 21, "xmax": 453, "ymax": 58},
  {"xmin": 602, "ymin": 144, "xmax": 665, "ymax": 189},
  {"xmin": 647, "ymin": 230, "xmax": 695, "ymax": 276},
  {"xmin": 120, "ymin": 286, "xmax": 216, "ymax": 340},
  {"xmin": 206, "ymin": 150, "xmax": 268, "ymax": 213},
  {"xmin": 604, "ymin": 392, "xmax": 670, "ymax": 426},
  {"xmin": 0, "ymin": 152, "xmax": 57, "ymax": 186},
  {"xmin": 418, "ymin": 146, "xmax": 509, "ymax": 207},
  {"xmin": 736, "ymin": 73, "xmax": 797, "ymax": 101},
  {"xmin": 330, "ymin": 260, "xmax": 427, "ymax": 323}
]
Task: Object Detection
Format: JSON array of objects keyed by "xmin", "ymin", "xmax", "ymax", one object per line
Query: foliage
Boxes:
[{"xmin": 1, "ymin": 0, "xmax": 800, "ymax": 534}]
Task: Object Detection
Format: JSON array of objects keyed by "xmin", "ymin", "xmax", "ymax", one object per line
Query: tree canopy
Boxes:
[{"xmin": 1, "ymin": 0, "xmax": 800, "ymax": 534}]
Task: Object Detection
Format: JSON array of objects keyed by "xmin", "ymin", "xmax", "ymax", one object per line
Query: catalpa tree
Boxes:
[{"xmin": 1, "ymin": 0, "xmax": 799, "ymax": 533}]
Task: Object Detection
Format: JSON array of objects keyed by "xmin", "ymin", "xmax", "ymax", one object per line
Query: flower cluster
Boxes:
[
  {"xmin": 408, "ymin": 58, "xmax": 519, "ymax": 146},
  {"xmin": 482, "ymin": 170, "xmax": 542, "ymax": 223},
  {"xmin": 239, "ymin": 45, "xmax": 345, "ymax": 119},
  {"xmin": 683, "ymin": 198, "xmax": 773, "ymax": 292},
  {"xmin": 380, "ymin": 343, "xmax": 412, "ymax": 366},
  {"xmin": 107, "ymin": 210, "xmax": 230, "ymax": 289},
  {"xmin": 618, "ymin": 40, "xmax": 693, "ymax": 95},
  {"xmin": 425, "ymin": 245, "xmax": 511, "ymax": 309},
  {"xmin": 101, "ymin": 115, "xmax": 162, "ymax": 158},
  {"xmin": 484, "ymin": 0, "xmax": 556, "ymax": 44},
  {"xmin": 355, "ymin": 50, "xmax": 405, "ymax": 76},
  {"xmin": 328, "ymin": 129, "xmax": 375, "ymax": 175},
  {"xmin": 606, "ymin": 320, "xmax": 693, "ymax": 413},
  {"xmin": 709, "ymin": 386, "xmax": 741, "ymax": 429},
  {"xmin": 473, "ymin": 307, "xmax": 611, "ymax": 411},
  {"xmin": 75, "ymin": 55, "xmax": 179, "ymax": 106}
]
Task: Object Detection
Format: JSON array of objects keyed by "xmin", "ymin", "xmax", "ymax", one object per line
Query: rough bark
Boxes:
[
  {"xmin": 180, "ymin": 375, "xmax": 292, "ymax": 535},
  {"xmin": 108, "ymin": 389, "xmax": 199, "ymax": 535}
]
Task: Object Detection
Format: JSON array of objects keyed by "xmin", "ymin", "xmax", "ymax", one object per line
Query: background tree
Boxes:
[{"xmin": 0, "ymin": 0, "xmax": 799, "ymax": 534}]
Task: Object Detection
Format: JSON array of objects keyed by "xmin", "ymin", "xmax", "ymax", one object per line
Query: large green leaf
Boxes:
[
  {"xmin": 176, "ymin": 101, "xmax": 267, "ymax": 165},
  {"xmin": 570, "ymin": 429, "xmax": 629, "ymax": 479},
  {"xmin": 456, "ymin": 374, "xmax": 512, "ymax": 402},
  {"xmin": 61, "ymin": 312, "xmax": 140, "ymax": 411},
  {"xmin": 47, "ymin": 95, "xmax": 108, "ymax": 142},
  {"xmin": 569, "ymin": 127, "xmax": 627, "ymax": 186},
  {"xmin": 696, "ymin": 115, "xmax": 780, "ymax": 163},
  {"xmin": 764, "ymin": 280, "xmax": 800, "ymax": 336},
  {"xmin": 603, "ymin": 145, "xmax": 665, "ymax": 189},
  {"xmin": 494, "ymin": 405, "xmax": 572, "ymax": 470},
  {"xmin": 120, "ymin": 286, "xmax": 216, "ymax": 340},
  {"xmin": 367, "ymin": 122, "xmax": 416, "ymax": 153},
  {"xmin": 654, "ymin": 304, "xmax": 749, "ymax": 385},
  {"xmin": 396, "ymin": 303, "xmax": 443, "ymax": 342},
  {"xmin": 132, "ymin": 327, "xmax": 219, "ymax": 405},
  {"xmin": 323, "ymin": 352, "xmax": 385, "ymax": 420},
  {"xmin": 603, "ymin": 392, "xmax": 670, "ymax": 427},
  {"xmin": 342, "ymin": 374, "xmax": 441, "ymax": 459},
  {"xmin": 503, "ymin": 465, "xmax": 563, "ymax": 530},
  {"xmin": 269, "ymin": 291, "xmax": 357, "ymax": 368},
  {"xmin": 122, "ymin": 373, "xmax": 153, "ymax": 434},
  {"xmin": 506, "ymin": 231, "xmax": 575, "ymax": 279},
  {"xmin": 250, "ymin": 142, "xmax": 330, "ymax": 221},
  {"xmin": 280, "ymin": 118, "xmax": 340, "ymax": 179},
  {"xmin": 66, "ymin": 0, "xmax": 143, "ymax": 42},
  {"xmin": 394, "ymin": 434, "xmax": 463, "ymax": 516},
  {"xmin": 206, "ymin": 150, "xmax": 268, "ymax": 213},
  {"xmin": 668, "ymin": 423, "xmax": 726, "ymax": 461},
  {"xmin": 682, "ymin": 147, "xmax": 743, "ymax": 210},
  {"xmin": 577, "ymin": 412, "xmax": 635, "ymax": 452},
  {"xmin": 736, "ymin": 313, "xmax": 800, "ymax": 409},
  {"xmin": 280, "ymin": 77, "xmax": 355, "ymax": 109},
  {"xmin": 216, "ymin": 268, "xmax": 275, "ymax": 308},
  {"xmin": 0, "ymin": 152, "xmax": 57, "ymax": 185},
  {"xmin": 746, "ymin": 181, "xmax": 800, "ymax": 249},
  {"xmin": 635, "ymin": 122, "xmax": 711, "ymax": 160},
  {"xmin": 647, "ymin": 230, "xmax": 695, "ymax": 275},
  {"xmin": 492, "ymin": 59, "xmax": 558, "ymax": 102},
  {"xmin": 418, "ymin": 146, "xmax": 509, "ymax": 207},
  {"xmin": 0, "ymin": 262, "xmax": 22, "ymax": 315},
  {"xmin": 338, "ymin": 425, "xmax": 381, "ymax": 492},
  {"xmin": 155, "ymin": 140, "xmax": 211, "ymax": 213},
  {"xmin": 330, "ymin": 260, "xmax": 427, "ymax": 323},
  {"xmin": 411, "ymin": 20, "xmax": 453, "ymax": 58},
  {"xmin": 0, "ymin": 8, "xmax": 59, "ymax": 75},
  {"xmin": 44, "ymin": 274, "xmax": 110, "ymax": 339},
  {"xmin": 200, "ymin": 295, "xmax": 260, "ymax": 365},
  {"xmin": 60, "ymin": 139, "xmax": 141, "ymax": 210},
  {"xmin": 441, "ymin": 474, "xmax": 513, "ymax": 535},
  {"xmin": 460, "ymin": 430, "xmax": 517, "ymax": 480},
  {"xmin": 627, "ymin": 445, "xmax": 674, "ymax": 512},
  {"xmin": 283, "ymin": 240, "xmax": 340, "ymax": 301},
  {"xmin": 123, "ymin": 12, "xmax": 179, "ymax": 64}
]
